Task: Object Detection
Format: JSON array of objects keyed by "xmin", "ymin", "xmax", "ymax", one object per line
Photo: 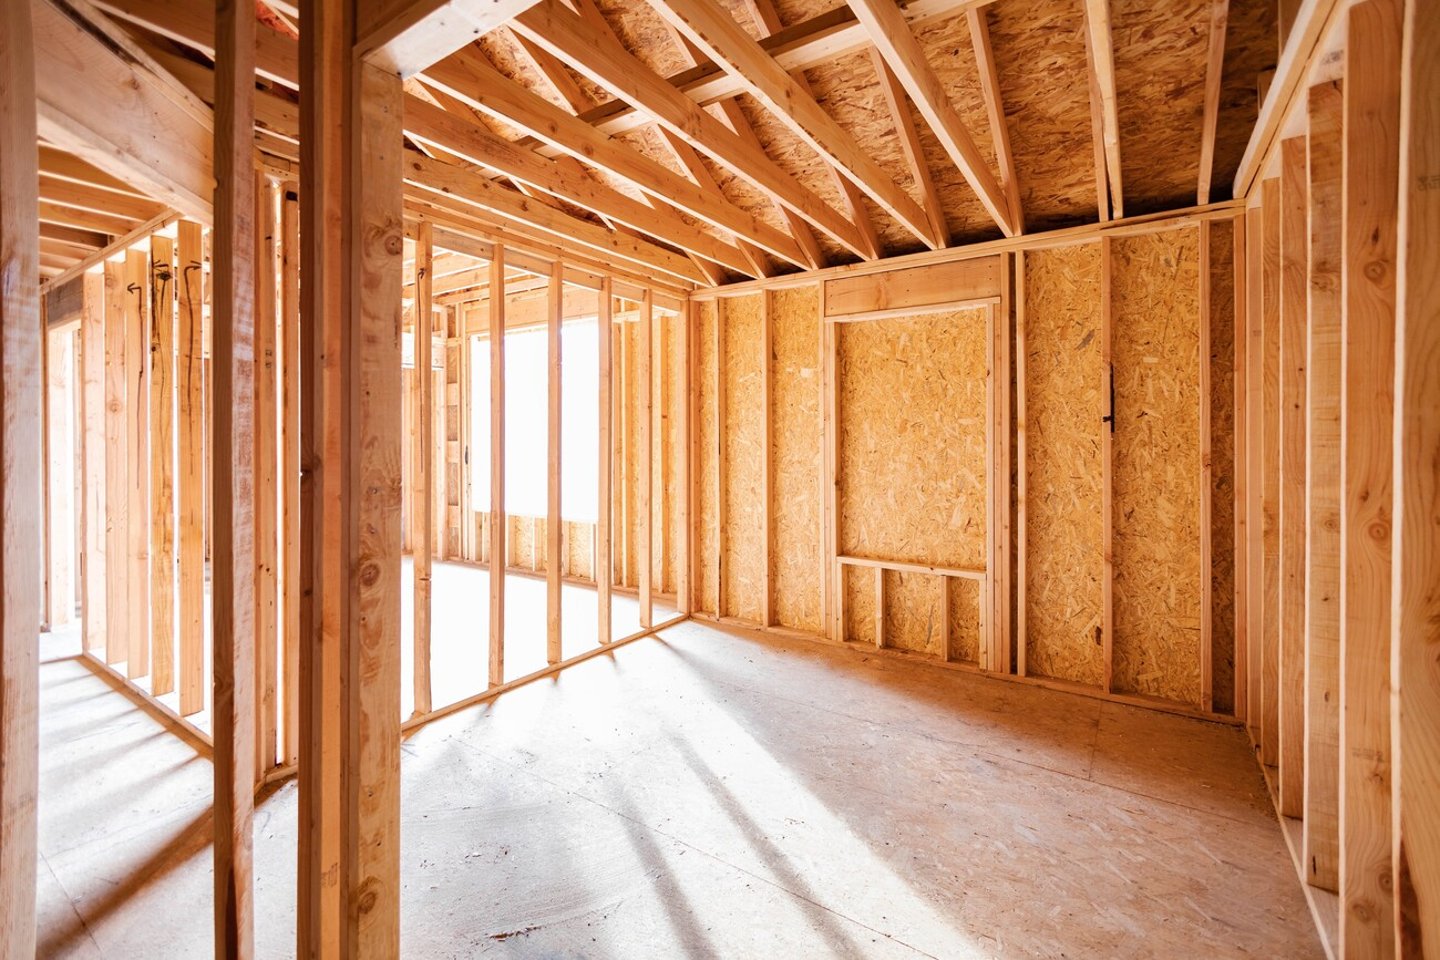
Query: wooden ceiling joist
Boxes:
[
  {"xmin": 33, "ymin": 0, "xmax": 213, "ymax": 222},
  {"xmin": 37, "ymin": 145, "xmax": 152, "ymax": 199},
  {"xmin": 845, "ymin": 0, "xmax": 1017, "ymax": 237},
  {"xmin": 1081, "ymin": 0, "xmax": 1124, "ymax": 220},
  {"xmin": 38, "ymin": 175, "xmax": 166, "ymax": 223},
  {"xmin": 1196, "ymin": 0, "xmax": 1229, "ymax": 204},
  {"xmin": 39, "ymin": 221, "xmax": 108, "ymax": 249},
  {"xmin": 421, "ymin": 54, "xmax": 809, "ymax": 267},
  {"xmin": 355, "ymin": 0, "xmax": 546, "ymax": 78},
  {"xmin": 403, "ymin": 150, "xmax": 707, "ymax": 284},
  {"xmin": 37, "ymin": 200, "xmax": 139, "ymax": 237},
  {"xmin": 509, "ymin": 0, "xmax": 872, "ymax": 258},
  {"xmin": 966, "ymin": 5, "xmax": 1023, "ymax": 234},
  {"xmin": 93, "ymin": 0, "xmax": 300, "ymax": 88},
  {"xmin": 402, "ymin": 96, "xmax": 749, "ymax": 276},
  {"xmin": 646, "ymin": 0, "xmax": 937, "ymax": 250},
  {"xmin": 869, "ymin": 49, "xmax": 948, "ymax": 247}
]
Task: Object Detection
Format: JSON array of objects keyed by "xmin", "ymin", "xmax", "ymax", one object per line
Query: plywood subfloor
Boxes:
[{"xmin": 35, "ymin": 620, "xmax": 1321, "ymax": 958}]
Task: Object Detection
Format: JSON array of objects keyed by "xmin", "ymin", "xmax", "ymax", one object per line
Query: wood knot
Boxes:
[{"xmin": 359, "ymin": 560, "xmax": 381, "ymax": 587}]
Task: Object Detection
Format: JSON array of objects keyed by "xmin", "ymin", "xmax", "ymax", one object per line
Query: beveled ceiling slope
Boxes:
[{"xmin": 81, "ymin": 0, "xmax": 1274, "ymax": 288}]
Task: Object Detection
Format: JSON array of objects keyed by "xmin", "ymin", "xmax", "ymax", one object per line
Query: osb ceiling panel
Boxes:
[
  {"xmin": 1112, "ymin": 0, "xmax": 1213, "ymax": 215},
  {"xmin": 987, "ymin": 0, "xmax": 1099, "ymax": 231},
  {"xmin": 594, "ymin": 0, "xmax": 697, "ymax": 77}
]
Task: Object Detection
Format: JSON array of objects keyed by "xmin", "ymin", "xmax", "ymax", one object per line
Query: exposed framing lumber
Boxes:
[
  {"xmin": 280, "ymin": 185, "xmax": 300, "ymax": 764},
  {"xmin": 1302, "ymin": 78, "xmax": 1342, "ymax": 894},
  {"xmin": 1199, "ymin": 224, "xmax": 1213, "ymax": 711},
  {"xmin": 597, "ymin": 277, "xmax": 614, "ymax": 643},
  {"xmin": 414, "ymin": 221, "xmax": 434, "ymax": 712},
  {"xmin": 254, "ymin": 175, "xmax": 280, "ymax": 778},
  {"xmin": 489, "ymin": 248, "xmax": 506, "ymax": 685},
  {"xmin": 1393, "ymin": 0, "xmax": 1440, "ymax": 946},
  {"xmin": 80, "ymin": 269, "xmax": 107, "ymax": 657},
  {"xmin": 991, "ymin": 257, "xmax": 1012, "ymax": 673},
  {"xmin": 714, "ymin": 296, "xmax": 727, "ymax": 618},
  {"xmin": 1196, "ymin": 0, "xmax": 1229, "ymax": 204},
  {"xmin": 1232, "ymin": 212, "xmax": 1247, "ymax": 722},
  {"xmin": 212, "ymin": 0, "xmax": 258, "ymax": 950},
  {"xmin": 846, "ymin": 0, "xmax": 1016, "ymax": 236},
  {"xmin": 1339, "ymin": 0, "xmax": 1400, "ymax": 951},
  {"xmin": 510, "ymin": 0, "xmax": 869, "ymax": 258},
  {"xmin": 33, "ymin": 0, "xmax": 213, "ymax": 221},
  {"xmin": 1260, "ymin": 178, "xmax": 1280, "ymax": 767},
  {"xmin": 868, "ymin": 49, "xmax": 948, "ymax": 248},
  {"xmin": 103, "ymin": 260, "xmax": 129, "ymax": 668},
  {"xmin": 676, "ymin": 298, "xmax": 692, "ymax": 615},
  {"xmin": 355, "ymin": 0, "xmax": 545, "ymax": 77},
  {"xmin": 760, "ymin": 291, "xmax": 773, "ymax": 627},
  {"xmin": 1080, "ymin": 0, "xmax": 1123, "ymax": 220},
  {"xmin": 176, "ymin": 220, "xmax": 205, "ymax": 717},
  {"xmin": 638, "ymin": 290, "xmax": 654, "ymax": 629},
  {"xmin": 967, "ymin": 5, "xmax": 1022, "ymax": 234},
  {"xmin": 122, "ymin": 248, "xmax": 149, "ymax": 680},
  {"xmin": 1014, "ymin": 250, "xmax": 1027, "ymax": 676},
  {"xmin": 546, "ymin": 269, "xmax": 562, "ymax": 662},
  {"xmin": 1244, "ymin": 205, "xmax": 1262, "ymax": 734},
  {"xmin": 149, "ymin": 232, "xmax": 177, "ymax": 696},
  {"xmin": 1100, "ymin": 237, "xmax": 1114, "ymax": 692},
  {"xmin": 0, "ymin": 0, "xmax": 41, "ymax": 949},
  {"xmin": 647, "ymin": 0, "xmax": 937, "ymax": 249}
]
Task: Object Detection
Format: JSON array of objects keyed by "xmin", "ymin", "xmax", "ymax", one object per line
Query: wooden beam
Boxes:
[
  {"xmin": 280, "ymin": 185, "xmax": 300, "ymax": 763},
  {"xmin": 414, "ymin": 220, "xmax": 434, "ymax": 713},
  {"xmin": 80, "ymin": 269, "xmax": 108, "ymax": 657},
  {"xmin": 489, "ymin": 247, "xmax": 506, "ymax": 686},
  {"xmin": 1393, "ymin": 0, "xmax": 1440, "ymax": 947},
  {"xmin": 356, "ymin": 0, "xmax": 545, "ymax": 77},
  {"xmin": 647, "ymin": 0, "xmax": 937, "ymax": 249},
  {"xmin": 1302, "ymin": 78, "xmax": 1342, "ymax": 894},
  {"xmin": 149, "ymin": 233, "xmax": 177, "ymax": 696},
  {"xmin": 1196, "ymin": 0, "xmax": 1229, "ymax": 204},
  {"xmin": 38, "ymin": 175, "xmax": 166, "ymax": 223},
  {"xmin": 1276, "ymin": 137, "xmax": 1306, "ymax": 819},
  {"xmin": 103, "ymin": 260, "xmax": 129, "ymax": 670},
  {"xmin": 846, "ymin": 0, "xmax": 1017, "ymax": 236},
  {"xmin": 253, "ymin": 175, "xmax": 279, "ymax": 778},
  {"xmin": 597, "ymin": 278, "xmax": 613, "ymax": 644},
  {"xmin": 213, "ymin": 0, "xmax": 257, "ymax": 951},
  {"xmin": 177, "ymin": 220, "xmax": 205, "ymax": 717},
  {"xmin": 676, "ymin": 298, "xmax": 692, "ymax": 615},
  {"xmin": 33, "ymin": 0, "xmax": 213, "ymax": 221},
  {"xmin": 1080, "ymin": 0, "xmax": 1123, "ymax": 220},
  {"xmin": 546, "ymin": 269, "xmax": 563, "ymax": 661},
  {"xmin": 0, "ymin": 0, "xmax": 41, "ymax": 948},
  {"xmin": 639, "ymin": 290, "xmax": 653, "ymax": 629},
  {"xmin": 510, "ymin": 0, "xmax": 870, "ymax": 258},
  {"xmin": 122, "ymin": 248, "xmax": 149, "ymax": 681},
  {"xmin": 37, "ymin": 201, "xmax": 140, "ymax": 240},
  {"xmin": 1199, "ymin": 224, "xmax": 1212, "ymax": 709},
  {"xmin": 1100, "ymin": 237, "xmax": 1114, "ymax": 691},
  {"xmin": 967, "ymin": 5, "xmax": 1022, "ymax": 234},
  {"xmin": 868, "ymin": 49, "xmax": 948, "ymax": 247},
  {"xmin": 760, "ymin": 291, "xmax": 772, "ymax": 626},
  {"xmin": 1339, "ymin": 0, "xmax": 1400, "ymax": 952},
  {"xmin": 1260, "ymin": 177, "xmax": 1280, "ymax": 768}
]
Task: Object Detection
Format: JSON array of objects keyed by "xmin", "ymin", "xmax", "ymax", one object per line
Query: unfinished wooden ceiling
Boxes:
[
  {"xmin": 36, "ymin": 145, "xmax": 170, "ymax": 280},
  {"xmin": 72, "ymin": 0, "xmax": 1274, "ymax": 287}
]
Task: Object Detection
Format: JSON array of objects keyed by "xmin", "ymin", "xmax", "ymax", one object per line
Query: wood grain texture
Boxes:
[
  {"xmin": 254, "ymin": 177, "xmax": 278, "ymax": 777},
  {"xmin": 414, "ymin": 221, "xmax": 434, "ymax": 711},
  {"xmin": 0, "ymin": 0, "xmax": 41, "ymax": 949},
  {"xmin": 103, "ymin": 260, "xmax": 129, "ymax": 668},
  {"xmin": 1302, "ymin": 78, "xmax": 1342, "ymax": 895},
  {"xmin": 1340, "ymin": 0, "xmax": 1400, "ymax": 952},
  {"xmin": 80, "ymin": 270, "xmax": 108, "ymax": 658},
  {"xmin": 489, "ymin": 249, "xmax": 506, "ymax": 685},
  {"xmin": 1277, "ymin": 136, "xmax": 1307, "ymax": 818},
  {"xmin": 769, "ymin": 284, "xmax": 823, "ymax": 634},
  {"xmin": 176, "ymin": 221, "xmax": 206, "ymax": 717},
  {"xmin": 1394, "ymin": 0, "xmax": 1440, "ymax": 948},
  {"xmin": 1260, "ymin": 177, "xmax": 1280, "ymax": 765},
  {"xmin": 721, "ymin": 294, "xmax": 764, "ymax": 623},
  {"xmin": 123, "ymin": 249, "xmax": 150, "ymax": 681},
  {"xmin": 1208, "ymin": 218, "xmax": 1237, "ymax": 716}
]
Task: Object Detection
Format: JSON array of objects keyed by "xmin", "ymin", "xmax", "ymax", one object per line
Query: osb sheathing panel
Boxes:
[
  {"xmin": 509, "ymin": 515, "xmax": 541, "ymax": 570},
  {"xmin": 1111, "ymin": 0, "xmax": 1212, "ymax": 214},
  {"xmin": 883, "ymin": 570, "xmax": 946, "ymax": 658},
  {"xmin": 842, "ymin": 565, "xmax": 876, "ymax": 645},
  {"xmin": 837, "ymin": 308, "xmax": 988, "ymax": 569},
  {"xmin": 987, "ymin": 0, "xmax": 1099, "ymax": 229},
  {"xmin": 947, "ymin": 576, "xmax": 982, "ymax": 664},
  {"xmin": 1208, "ymin": 220, "xmax": 1236, "ymax": 713},
  {"xmin": 770, "ymin": 285, "xmax": 823, "ymax": 634},
  {"xmin": 1023, "ymin": 243, "xmax": 1106, "ymax": 688},
  {"xmin": 1213, "ymin": 0, "xmax": 1277, "ymax": 203},
  {"xmin": 594, "ymin": 0, "xmax": 693, "ymax": 79},
  {"xmin": 1111, "ymin": 228, "xmax": 1204, "ymax": 704},
  {"xmin": 722, "ymin": 294, "xmax": 765, "ymax": 622},
  {"xmin": 696, "ymin": 300, "xmax": 719, "ymax": 615},
  {"xmin": 566, "ymin": 520, "xmax": 595, "ymax": 582}
]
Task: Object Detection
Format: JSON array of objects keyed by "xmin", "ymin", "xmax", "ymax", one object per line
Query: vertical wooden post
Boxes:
[
  {"xmin": 254, "ymin": 174, "xmax": 279, "ymax": 779},
  {"xmin": 874, "ymin": 567, "xmax": 885, "ymax": 650},
  {"xmin": 546, "ymin": 269, "xmax": 562, "ymax": 662},
  {"xmin": 46, "ymin": 327, "xmax": 76, "ymax": 629},
  {"xmin": 489, "ymin": 248, "xmax": 506, "ymax": 686},
  {"xmin": 714, "ymin": 296, "xmax": 727, "ymax": 619},
  {"xmin": 1100, "ymin": 237, "xmax": 1114, "ymax": 693},
  {"xmin": 1277, "ymin": 137, "xmax": 1307, "ymax": 817},
  {"xmin": 0, "ymin": 1, "xmax": 41, "ymax": 948},
  {"xmin": 1303, "ymin": 78, "xmax": 1343, "ymax": 894},
  {"xmin": 280, "ymin": 186, "xmax": 300, "ymax": 762},
  {"xmin": 1260, "ymin": 176, "xmax": 1281, "ymax": 767},
  {"xmin": 150, "ymin": 233, "xmax": 177, "ymax": 695},
  {"xmin": 1199, "ymin": 222, "xmax": 1214, "ymax": 712},
  {"xmin": 1339, "ymin": 0, "xmax": 1400, "ymax": 952},
  {"xmin": 124, "ymin": 248, "xmax": 150, "ymax": 680},
  {"xmin": 1231, "ymin": 212, "xmax": 1248, "ymax": 722},
  {"xmin": 1015, "ymin": 251, "xmax": 1028, "ymax": 677},
  {"xmin": 1393, "ymin": 0, "xmax": 1440, "ymax": 946},
  {"xmin": 676, "ymin": 298, "xmax": 692, "ymax": 616},
  {"xmin": 597, "ymin": 278, "xmax": 613, "ymax": 644},
  {"xmin": 213, "ymin": 0, "xmax": 257, "ymax": 951},
  {"xmin": 760, "ymin": 291, "xmax": 772, "ymax": 627},
  {"xmin": 81, "ymin": 269, "xmax": 107, "ymax": 657},
  {"xmin": 104, "ymin": 259, "xmax": 129, "ymax": 668},
  {"xmin": 1244, "ymin": 206, "xmax": 1263, "ymax": 734},
  {"xmin": 993, "ymin": 254, "xmax": 1013, "ymax": 673},
  {"xmin": 638, "ymin": 289, "xmax": 653, "ymax": 629},
  {"xmin": 414, "ymin": 221, "xmax": 433, "ymax": 713},
  {"xmin": 822, "ymin": 285, "xmax": 837, "ymax": 641},
  {"xmin": 177, "ymin": 220, "xmax": 206, "ymax": 717}
]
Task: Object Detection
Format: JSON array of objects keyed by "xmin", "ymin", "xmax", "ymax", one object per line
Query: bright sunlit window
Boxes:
[{"xmin": 469, "ymin": 318, "xmax": 599, "ymax": 522}]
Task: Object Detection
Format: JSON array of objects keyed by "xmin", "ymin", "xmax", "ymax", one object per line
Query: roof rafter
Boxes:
[
  {"xmin": 1081, "ymin": 0, "xmax": 1124, "ymax": 219},
  {"xmin": 845, "ymin": 0, "xmax": 1017, "ymax": 236},
  {"xmin": 1196, "ymin": 0, "xmax": 1229, "ymax": 204},
  {"xmin": 868, "ymin": 48, "xmax": 948, "ymax": 247},
  {"xmin": 966, "ymin": 5, "xmax": 1023, "ymax": 233},
  {"xmin": 509, "ymin": 0, "xmax": 871, "ymax": 257}
]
